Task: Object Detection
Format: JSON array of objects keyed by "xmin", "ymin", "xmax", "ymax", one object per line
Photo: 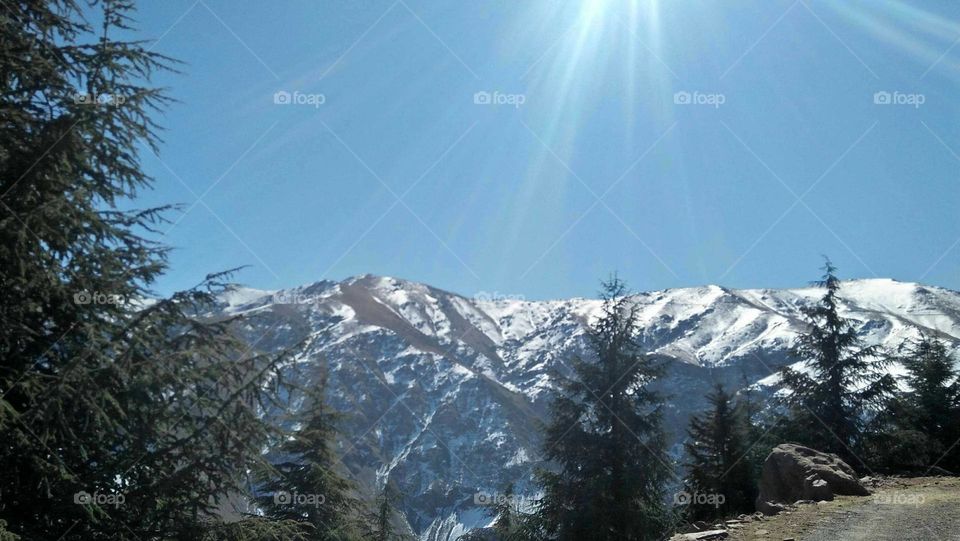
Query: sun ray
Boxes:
[{"xmin": 824, "ymin": 0, "xmax": 960, "ymax": 79}]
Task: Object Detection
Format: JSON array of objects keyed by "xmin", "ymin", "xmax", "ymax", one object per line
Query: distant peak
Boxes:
[
  {"xmin": 342, "ymin": 274, "xmax": 400, "ymax": 290},
  {"xmin": 278, "ymin": 275, "xmax": 938, "ymax": 304}
]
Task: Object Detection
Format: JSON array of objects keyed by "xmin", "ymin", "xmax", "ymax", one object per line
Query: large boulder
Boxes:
[{"xmin": 755, "ymin": 443, "xmax": 870, "ymax": 515}]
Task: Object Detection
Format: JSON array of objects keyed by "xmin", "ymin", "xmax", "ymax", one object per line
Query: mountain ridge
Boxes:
[{"xmin": 215, "ymin": 275, "xmax": 960, "ymax": 540}]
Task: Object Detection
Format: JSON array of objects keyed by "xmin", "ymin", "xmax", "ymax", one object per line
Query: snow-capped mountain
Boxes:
[{"xmin": 216, "ymin": 275, "xmax": 960, "ymax": 540}]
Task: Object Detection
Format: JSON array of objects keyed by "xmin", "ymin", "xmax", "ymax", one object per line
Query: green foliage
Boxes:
[
  {"xmin": 363, "ymin": 483, "xmax": 412, "ymax": 541},
  {"xmin": 531, "ymin": 276, "xmax": 672, "ymax": 541},
  {"xmin": 896, "ymin": 336, "xmax": 960, "ymax": 452},
  {"xmin": 0, "ymin": 1, "xmax": 303, "ymax": 538},
  {"xmin": 866, "ymin": 335, "xmax": 960, "ymax": 472},
  {"xmin": 777, "ymin": 259, "xmax": 895, "ymax": 467},
  {"xmin": 681, "ymin": 384, "xmax": 756, "ymax": 520},
  {"xmin": 258, "ymin": 370, "xmax": 363, "ymax": 540},
  {"xmin": 199, "ymin": 518, "xmax": 312, "ymax": 541},
  {"xmin": 735, "ymin": 375, "xmax": 779, "ymax": 482}
]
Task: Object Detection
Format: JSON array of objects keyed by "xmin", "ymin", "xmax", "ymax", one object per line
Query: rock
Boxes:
[
  {"xmin": 756, "ymin": 443, "xmax": 870, "ymax": 515},
  {"xmin": 672, "ymin": 531, "xmax": 729, "ymax": 540},
  {"xmin": 758, "ymin": 501, "xmax": 791, "ymax": 515},
  {"xmin": 756, "ymin": 529, "xmax": 769, "ymax": 535}
]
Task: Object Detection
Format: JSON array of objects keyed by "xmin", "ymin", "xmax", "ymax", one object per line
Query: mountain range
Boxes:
[{"xmin": 213, "ymin": 275, "xmax": 960, "ymax": 540}]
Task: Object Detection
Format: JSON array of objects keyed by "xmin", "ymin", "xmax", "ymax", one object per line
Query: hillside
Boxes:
[{"xmin": 215, "ymin": 276, "xmax": 960, "ymax": 540}]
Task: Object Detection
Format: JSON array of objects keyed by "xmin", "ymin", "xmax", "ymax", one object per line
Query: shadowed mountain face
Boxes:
[{"xmin": 214, "ymin": 275, "xmax": 960, "ymax": 540}]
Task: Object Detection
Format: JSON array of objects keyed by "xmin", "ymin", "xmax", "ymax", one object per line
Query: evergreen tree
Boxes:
[
  {"xmin": 868, "ymin": 335, "xmax": 960, "ymax": 472},
  {"xmin": 200, "ymin": 518, "xmax": 310, "ymax": 541},
  {"xmin": 778, "ymin": 260, "xmax": 895, "ymax": 467},
  {"xmin": 364, "ymin": 482, "xmax": 411, "ymax": 541},
  {"xmin": 0, "ymin": 1, "xmax": 302, "ymax": 538},
  {"xmin": 898, "ymin": 336, "xmax": 960, "ymax": 462},
  {"xmin": 734, "ymin": 374, "xmax": 778, "ymax": 494},
  {"xmin": 532, "ymin": 276, "xmax": 672, "ymax": 540},
  {"xmin": 259, "ymin": 372, "xmax": 361, "ymax": 540},
  {"xmin": 681, "ymin": 384, "xmax": 755, "ymax": 520}
]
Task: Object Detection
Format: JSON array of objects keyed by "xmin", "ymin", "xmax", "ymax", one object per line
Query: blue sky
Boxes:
[{"xmin": 129, "ymin": 0, "xmax": 960, "ymax": 300}]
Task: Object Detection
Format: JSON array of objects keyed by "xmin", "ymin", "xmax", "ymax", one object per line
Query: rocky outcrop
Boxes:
[{"xmin": 756, "ymin": 444, "xmax": 870, "ymax": 515}]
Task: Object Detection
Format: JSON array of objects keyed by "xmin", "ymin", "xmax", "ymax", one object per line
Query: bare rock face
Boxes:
[{"xmin": 756, "ymin": 443, "xmax": 870, "ymax": 515}]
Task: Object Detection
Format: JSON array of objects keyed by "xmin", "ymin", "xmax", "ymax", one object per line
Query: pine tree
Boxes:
[
  {"xmin": 868, "ymin": 335, "xmax": 960, "ymax": 472},
  {"xmin": 259, "ymin": 372, "xmax": 361, "ymax": 540},
  {"xmin": 532, "ymin": 276, "xmax": 672, "ymax": 540},
  {"xmin": 0, "ymin": 1, "xmax": 303, "ymax": 538},
  {"xmin": 364, "ymin": 482, "xmax": 411, "ymax": 541},
  {"xmin": 681, "ymin": 384, "xmax": 756, "ymax": 520},
  {"xmin": 200, "ymin": 518, "xmax": 310, "ymax": 541},
  {"xmin": 491, "ymin": 483, "xmax": 519, "ymax": 540},
  {"xmin": 735, "ymin": 374, "xmax": 777, "ymax": 494},
  {"xmin": 778, "ymin": 260, "xmax": 895, "ymax": 467},
  {"xmin": 899, "ymin": 336, "xmax": 960, "ymax": 458}
]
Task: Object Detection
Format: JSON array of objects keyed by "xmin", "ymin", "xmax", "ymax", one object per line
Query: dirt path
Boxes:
[{"xmin": 727, "ymin": 477, "xmax": 960, "ymax": 541}]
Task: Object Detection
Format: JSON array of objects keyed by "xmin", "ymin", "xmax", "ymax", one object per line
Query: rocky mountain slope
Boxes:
[{"xmin": 214, "ymin": 275, "xmax": 960, "ymax": 540}]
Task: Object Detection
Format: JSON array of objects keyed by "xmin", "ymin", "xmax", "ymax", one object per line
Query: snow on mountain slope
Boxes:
[{"xmin": 216, "ymin": 275, "xmax": 960, "ymax": 540}]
